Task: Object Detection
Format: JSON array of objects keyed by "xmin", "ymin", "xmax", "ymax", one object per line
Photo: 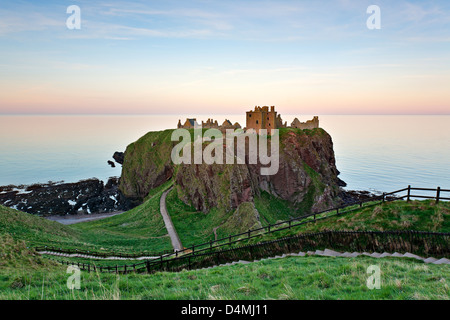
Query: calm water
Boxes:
[{"xmin": 0, "ymin": 115, "xmax": 449, "ymax": 193}]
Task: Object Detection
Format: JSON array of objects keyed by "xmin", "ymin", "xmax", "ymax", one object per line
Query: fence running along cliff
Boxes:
[{"xmin": 39, "ymin": 186, "xmax": 449, "ymax": 270}]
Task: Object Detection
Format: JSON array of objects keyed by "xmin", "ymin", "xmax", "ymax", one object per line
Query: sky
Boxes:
[{"xmin": 0, "ymin": 0, "xmax": 449, "ymax": 115}]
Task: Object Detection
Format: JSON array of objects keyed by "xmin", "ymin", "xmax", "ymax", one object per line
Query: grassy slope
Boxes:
[
  {"xmin": 0, "ymin": 205, "xmax": 82, "ymax": 248},
  {"xmin": 0, "ymin": 234, "xmax": 57, "ymax": 270},
  {"xmin": 244, "ymin": 200, "xmax": 450, "ymax": 245},
  {"xmin": 0, "ymin": 254, "xmax": 448, "ymax": 300},
  {"xmin": 166, "ymin": 187, "xmax": 297, "ymax": 248},
  {"xmin": 120, "ymin": 129, "xmax": 175, "ymax": 199},
  {"xmin": 165, "ymin": 187, "xmax": 233, "ymax": 248},
  {"xmin": 254, "ymin": 190, "xmax": 297, "ymax": 225},
  {"xmin": 0, "ymin": 182, "xmax": 173, "ymax": 254},
  {"xmin": 69, "ymin": 184, "xmax": 173, "ymax": 253}
]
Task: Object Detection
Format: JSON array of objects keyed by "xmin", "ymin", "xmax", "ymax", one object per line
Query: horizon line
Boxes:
[{"xmin": 1, "ymin": 112, "xmax": 449, "ymax": 116}]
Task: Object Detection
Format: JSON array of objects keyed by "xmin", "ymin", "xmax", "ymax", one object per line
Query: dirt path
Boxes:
[{"xmin": 160, "ymin": 187, "xmax": 183, "ymax": 251}]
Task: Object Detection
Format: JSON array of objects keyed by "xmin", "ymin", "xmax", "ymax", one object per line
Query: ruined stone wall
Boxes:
[{"xmin": 291, "ymin": 116, "xmax": 319, "ymax": 130}]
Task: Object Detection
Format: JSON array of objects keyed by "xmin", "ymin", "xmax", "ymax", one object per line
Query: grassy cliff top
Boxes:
[{"xmin": 243, "ymin": 199, "xmax": 450, "ymax": 246}]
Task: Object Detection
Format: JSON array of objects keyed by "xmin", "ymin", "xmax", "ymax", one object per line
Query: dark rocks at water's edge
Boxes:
[
  {"xmin": 0, "ymin": 177, "xmax": 135, "ymax": 216},
  {"xmin": 113, "ymin": 152, "xmax": 125, "ymax": 165},
  {"xmin": 339, "ymin": 189, "xmax": 392, "ymax": 206}
]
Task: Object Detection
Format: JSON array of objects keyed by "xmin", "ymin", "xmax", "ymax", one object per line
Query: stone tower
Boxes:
[{"xmin": 246, "ymin": 106, "xmax": 277, "ymax": 133}]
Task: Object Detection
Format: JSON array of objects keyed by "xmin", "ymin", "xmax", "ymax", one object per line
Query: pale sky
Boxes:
[{"xmin": 0, "ymin": 0, "xmax": 449, "ymax": 115}]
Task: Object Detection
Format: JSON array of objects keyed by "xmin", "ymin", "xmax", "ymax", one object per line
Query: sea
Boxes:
[{"xmin": 0, "ymin": 114, "xmax": 449, "ymax": 194}]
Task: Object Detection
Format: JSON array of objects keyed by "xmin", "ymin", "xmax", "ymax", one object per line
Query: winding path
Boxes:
[{"xmin": 160, "ymin": 187, "xmax": 184, "ymax": 251}]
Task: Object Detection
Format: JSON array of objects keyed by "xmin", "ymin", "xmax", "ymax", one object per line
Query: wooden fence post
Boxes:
[
  {"xmin": 436, "ymin": 187, "xmax": 441, "ymax": 204},
  {"xmin": 407, "ymin": 185, "xmax": 411, "ymax": 202}
]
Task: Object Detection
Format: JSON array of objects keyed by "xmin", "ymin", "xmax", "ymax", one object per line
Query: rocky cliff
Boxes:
[{"xmin": 119, "ymin": 127, "xmax": 345, "ymax": 216}]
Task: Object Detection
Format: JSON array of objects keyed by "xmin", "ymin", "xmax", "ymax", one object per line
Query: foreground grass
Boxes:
[{"xmin": 0, "ymin": 254, "xmax": 448, "ymax": 300}]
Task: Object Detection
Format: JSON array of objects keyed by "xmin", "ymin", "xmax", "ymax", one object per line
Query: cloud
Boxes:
[{"xmin": 0, "ymin": 10, "xmax": 62, "ymax": 35}]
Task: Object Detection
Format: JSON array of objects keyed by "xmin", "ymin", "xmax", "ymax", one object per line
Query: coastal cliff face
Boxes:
[
  {"xmin": 119, "ymin": 129, "xmax": 175, "ymax": 202},
  {"xmin": 119, "ymin": 127, "xmax": 345, "ymax": 215}
]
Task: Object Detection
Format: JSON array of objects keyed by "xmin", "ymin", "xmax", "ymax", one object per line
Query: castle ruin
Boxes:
[
  {"xmin": 176, "ymin": 106, "xmax": 318, "ymax": 133},
  {"xmin": 246, "ymin": 106, "xmax": 319, "ymax": 133},
  {"xmin": 177, "ymin": 118, "xmax": 241, "ymax": 130}
]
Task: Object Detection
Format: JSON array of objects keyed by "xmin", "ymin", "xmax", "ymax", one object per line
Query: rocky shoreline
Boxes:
[
  {"xmin": 339, "ymin": 189, "xmax": 392, "ymax": 206},
  {"xmin": 0, "ymin": 177, "xmax": 134, "ymax": 216},
  {"xmin": 0, "ymin": 175, "xmax": 383, "ymax": 217}
]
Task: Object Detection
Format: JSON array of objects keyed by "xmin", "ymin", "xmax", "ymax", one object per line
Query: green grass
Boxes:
[
  {"xmin": 0, "ymin": 204, "xmax": 83, "ymax": 248},
  {"xmin": 166, "ymin": 187, "xmax": 302, "ymax": 248},
  {"xmin": 253, "ymin": 190, "xmax": 296, "ymax": 225},
  {"xmin": 165, "ymin": 187, "xmax": 234, "ymax": 248},
  {"xmin": 156, "ymin": 187, "xmax": 450, "ymax": 253},
  {"xmin": 1, "ymin": 193, "xmax": 449, "ymax": 300},
  {"xmin": 0, "ymin": 234, "xmax": 57, "ymax": 270},
  {"xmin": 244, "ymin": 200, "xmax": 450, "ymax": 245},
  {"xmin": 0, "ymin": 185, "xmax": 173, "ymax": 254},
  {"xmin": 120, "ymin": 129, "xmax": 176, "ymax": 199},
  {"xmin": 71, "ymin": 188, "xmax": 172, "ymax": 253},
  {"xmin": 0, "ymin": 254, "xmax": 448, "ymax": 300}
]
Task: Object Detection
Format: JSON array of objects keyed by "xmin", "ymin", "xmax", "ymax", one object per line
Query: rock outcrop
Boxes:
[
  {"xmin": 0, "ymin": 178, "xmax": 133, "ymax": 216},
  {"xmin": 119, "ymin": 127, "xmax": 345, "ymax": 215},
  {"xmin": 113, "ymin": 152, "xmax": 125, "ymax": 165}
]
